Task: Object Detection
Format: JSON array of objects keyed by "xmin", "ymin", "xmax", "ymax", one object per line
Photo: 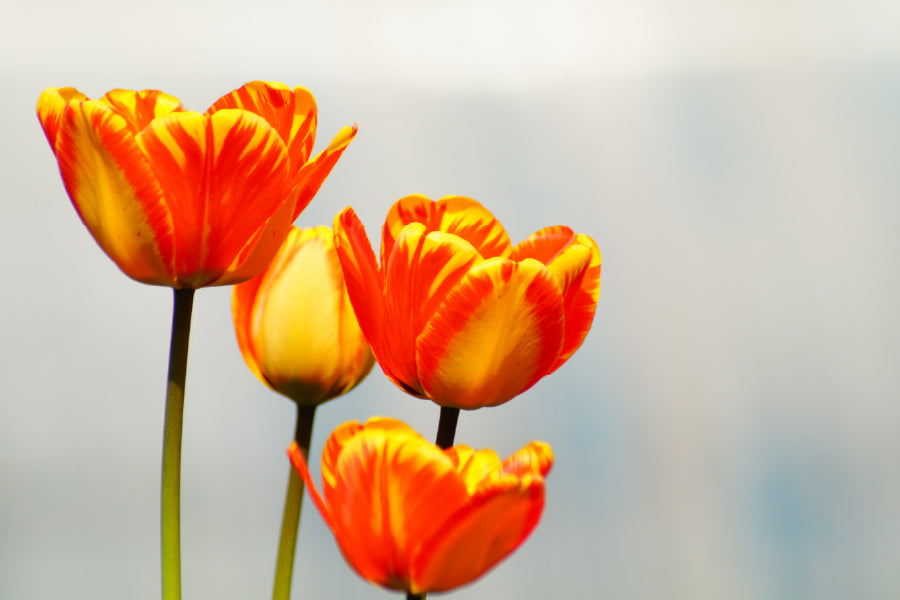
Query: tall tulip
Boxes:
[
  {"xmin": 333, "ymin": 194, "xmax": 601, "ymax": 412},
  {"xmin": 233, "ymin": 224, "xmax": 374, "ymax": 600},
  {"xmin": 37, "ymin": 81, "xmax": 356, "ymax": 289},
  {"xmin": 289, "ymin": 417, "xmax": 553, "ymax": 595},
  {"xmin": 37, "ymin": 81, "xmax": 356, "ymax": 600}
]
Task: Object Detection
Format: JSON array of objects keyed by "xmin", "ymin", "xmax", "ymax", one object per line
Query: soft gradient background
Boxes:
[{"xmin": 2, "ymin": 1, "xmax": 899, "ymax": 598}]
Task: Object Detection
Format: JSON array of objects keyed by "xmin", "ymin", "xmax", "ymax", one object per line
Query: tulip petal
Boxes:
[
  {"xmin": 412, "ymin": 473, "xmax": 546, "ymax": 593},
  {"xmin": 382, "ymin": 195, "xmax": 512, "ymax": 266},
  {"xmin": 417, "ymin": 258, "xmax": 565, "ymax": 409},
  {"xmin": 381, "ymin": 223, "xmax": 483, "ymax": 396},
  {"xmin": 325, "ymin": 426, "xmax": 468, "ymax": 590},
  {"xmin": 37, "ymin": 87, "xmax": 87, "ymax": 148},
  {"xmin": 498, "ymin": 440, "xmax": 554, "ymax": 479},
  {"xmin": 99, "ymin": 89, "xmax": 186, "ymax": 133},
  {"xmin": 205, "ymin": 81, "xmax": 317, "ymax": 168},
  {"xmin": 333, "ymin": 207, "xmax": 389, "ymax": 376},
  {"xmin": 291, "ymin": 124, "xmax": 357, "ymax": 219},
  {"xmin": 444, "ymin": 446, "xmax": 503, "ymax": 494},
  {"xmin": 249, "ymin": 226, "xmax": 370, "ymax": 404},
  {"xmin": 514, "ymin": 227, "xmax": 602, "ymax": 372},
  {"xmin": 135, "ymin": 108, "xmax": 290, "ymax": 288},
  {"xmin": 56, "ymin": 100, "xmax": 175, "ymax": 284}
]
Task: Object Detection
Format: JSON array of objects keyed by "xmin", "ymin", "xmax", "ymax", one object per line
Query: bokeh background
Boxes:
[{"xmin": 2, "ymin": 1, "xmax": 899, "ymax": 598}]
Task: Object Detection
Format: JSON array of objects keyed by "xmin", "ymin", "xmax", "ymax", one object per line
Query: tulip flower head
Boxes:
[
  {"xmin": 289, "ymin": 417, "xmax": 553, "ymax": 594},
  {"xmin": 37, "ymin": 81, "xmax": 356, "ymax": 288},
  {"xmin": 233, "ymin": 225, "xmax": 374, "ymax": 406},
  {"xmin": 333, "ymin": 194, "xmax": 601, "ymax": 409}
]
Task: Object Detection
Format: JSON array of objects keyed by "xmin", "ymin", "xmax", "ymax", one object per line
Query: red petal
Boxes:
[
  {"xmin": 135, "ymin": 109, "xmax": 290, "ymax": 287},
  {"xmin": 290, "ymin": 123, "xmax": 357, "ymax": 220}
]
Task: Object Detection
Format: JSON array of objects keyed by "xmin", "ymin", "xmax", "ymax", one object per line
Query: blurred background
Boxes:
[{"xmin": 2, "ymin": 1, "xmax": 899, "ymax": 598}]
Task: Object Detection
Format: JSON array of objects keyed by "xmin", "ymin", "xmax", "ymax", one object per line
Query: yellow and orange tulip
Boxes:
[
  {"xmin": 289, "ymin": 417, "xmax": 553, "ymax": 594},
  {"xmin": 232, "ymin": 225, "xmax": 374, "ymax": 406},
  {"xmin": 333, "ymin": 194, "xmax": 601, "ymax": 409},
  {"xmin": 37, "ymin": 81, "xmax": 356, "ymax": 288}
]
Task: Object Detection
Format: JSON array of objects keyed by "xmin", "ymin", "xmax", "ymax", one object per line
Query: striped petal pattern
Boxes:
[
  {"xmin": 288, "ymin": 417, "xmax": 552, "ymax": 594},
  {"xmin": 37, "ymin": 81, "xmax": 356, "ymax": 288},
  {"xmin": 333, "ymin": 195, "xmax": 601, "ymax": 409},
  {"xmin": 232, "ymin": 225, "xmax": 374, "ymax": 406}
]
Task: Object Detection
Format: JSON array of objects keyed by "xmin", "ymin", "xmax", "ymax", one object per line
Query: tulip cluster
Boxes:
[{"xmin": 38, "ymin": 80, "xmax": 602, "ymax": 600}]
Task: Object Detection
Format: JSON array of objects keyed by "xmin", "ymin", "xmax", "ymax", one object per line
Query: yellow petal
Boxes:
[
  {"xmin": 417, "ymin": 258, "xmax": 565, "ymax": 409},
  {"xmin": 99, "ymin": 88, "xmax": 186, "ymax": 133},
  {"xmin": 55, "ymin": 100, "xmax": 175, "ymax": 284},
  {"xmin": 37, "ymin": 86, "xmax": 88, "ymax": 149}
]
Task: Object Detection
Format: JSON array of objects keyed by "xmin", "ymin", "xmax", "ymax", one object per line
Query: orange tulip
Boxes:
[
  {"xmin": 333, "ymin": 194, "xmax": 601, "ymax": 409},
  {"xmin": 232, "ymin": 225, "xmax": 374, "ymax": 406},
  {"xmin": 37, "ymin": 81, "xmax": 356, "ymax": 288},
  {"xmin": 288, "ymin": 417, "xmax": 553, "ymax": 594}
]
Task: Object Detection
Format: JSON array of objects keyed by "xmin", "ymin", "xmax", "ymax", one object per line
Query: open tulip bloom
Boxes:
[
  {"xmin": 333, "ymin": 194, "xmax": 602, "ymax": 411},
  {"xmin": 37, "ymin": 81, "xmax": 356, "ymax": 288},
  {"xmin": 289, "ymin": 417, "xmax": 553, "ymax": 596},
  {"xmin": 37, "ymin": 81, "xmax": 356, "ymax": 600}
]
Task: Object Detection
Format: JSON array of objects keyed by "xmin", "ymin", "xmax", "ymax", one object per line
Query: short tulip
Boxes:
[
  {"xmin": 289, "ymin": 417, "xmax": 553, "ymax": 594},
  {"xmin": 37, "ymin": 81, "xmax": 356, "ymax": 288},
  {"xmin": 232, "ymin": 225, "xmax": 374, "ymax": 406},
  {"xmin": 333, "ymin": 194, "xmax": 601, "ymax": 409}
]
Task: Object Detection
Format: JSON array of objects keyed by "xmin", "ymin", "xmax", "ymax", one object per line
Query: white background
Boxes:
[{"xmin": 2, "ymin": 1, "xmax": 899, "ymax": 598}]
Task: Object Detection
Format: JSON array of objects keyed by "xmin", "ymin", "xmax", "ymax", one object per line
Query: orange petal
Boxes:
[
  {"xmin": 288, "ymin": 441, "xmax": 334, "ymax": 531},
  {"xmin": 205, "ymin": 81, "xmax": 317, "ymax": 168},
  {"xmin": 381, "ymin": 223, "xmax": 483, "ymax": 396},
  {"xmin": 135, "ymin": 108, "xmax": 290, "ymax": 288},
  {"xmin": 514, "ymin": 228, "xmax": 602, "ymax": 372},
  {"xmin": 497, "ymin": 441, "xmax": 554, "ymax": 481},
  {"xmin": 411, "ymin": 472, "xmax": 547, "ymax": 592},
  {"xmin": 291, "ymin": 123, "xmax": 357, "ymax": 220},
  {"xmin": 231, "ymin": 254, "xmax": 268, "ymax": 385},
  {"xmin": 37, "ymin": 87, "xmax": 88, "ymax": 149},
  {"xmin": 381, "ymin": 195, "xmax": 512, "ymax": 266},
  {"xmin": 212, "ymin": 186, "xmax": 297, "ymax": 286},
  {"xmin": 417, "ymin": 258, "xmax": 565, "ymax": 409},
  {"xmin": 324, "ymin": 424, "xmax": 467, "ymax": 590},
  {"xmin": 56, "ymin": 100, "xmax": 175, "ymax": 285},
  {"xmin": 333, "ymin": 207, "xmax": 387, "ymax": 373},
  {"xmin": 99, "ymin": 89, "xmax": 186, "ymax": 133}
]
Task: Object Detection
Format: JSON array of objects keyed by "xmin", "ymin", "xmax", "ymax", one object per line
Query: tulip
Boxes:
[
  {"xmin": 232, "ymin": 225, "xmax": 375, "ymax": 406},
  {"xmin": 233, "ymin": 224, "xmax": 374, "ymax": 600},
  {"xmin": 333, "ymin": 194, "xmax": 601, "ymax": 410},
  {"xmin": 289, "ymin": 417, "xmax": 553, "ymax": 594},
  {"xmin": 37, "ymin": 81, "xmax": 356, "ymax": 288}
]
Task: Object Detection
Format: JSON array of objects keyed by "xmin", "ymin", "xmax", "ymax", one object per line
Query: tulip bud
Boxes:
[{"xmin": 233, "ymin": 225, "xmax": 374, "ymax": 406}]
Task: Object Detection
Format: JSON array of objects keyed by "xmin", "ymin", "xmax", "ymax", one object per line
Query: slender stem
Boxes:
[
  {"xmin": 406, "ymin": 593, "xmax": 425, "ymax": 600},
  {"xmin": 272, "ymin": 405, "xmax": 317, "ymax": 600},
  {"xmin": 434, "ymin": 406, "xmax": 460, "ymax": 449},
  {"xmin": 161, "ymin": 288, "xmax": 195, "ymax": 600}
]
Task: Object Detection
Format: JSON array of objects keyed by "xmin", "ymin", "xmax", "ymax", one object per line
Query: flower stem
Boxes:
[
  {"xmin": 161, "ymin": 288, "xmax": 194, "ymax": 600},
  {"xmin": 406, "ymin": 593, "xmax": 426, "ymax": 600},
  {"xmin": 435, "ymin": 406, "xmax": 460, "ymax": 449},
  {"xmin": 272, "ymin": 405, "xmax": 317, "ymax": 600}
]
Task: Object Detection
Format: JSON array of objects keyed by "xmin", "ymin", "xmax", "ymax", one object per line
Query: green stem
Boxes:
[
  {"xmin": 161, "ymin": 288, "xmax": 195, "ymax": 600},
  {"xmin": 434, "ymin": 406, "xmax": 460, "ymax": 449},
  {"xmin": 406, "ymin": 593, "xmax": 425, "ymax": 600},
  {"xmin": 272, "ymin": 405, "xmax": 317, "ymax": 600}
]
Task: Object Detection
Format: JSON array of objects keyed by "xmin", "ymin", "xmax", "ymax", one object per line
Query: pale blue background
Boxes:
[{"xmin": 2, "ymin": 1, "xmax": 899, "ymax": 599}]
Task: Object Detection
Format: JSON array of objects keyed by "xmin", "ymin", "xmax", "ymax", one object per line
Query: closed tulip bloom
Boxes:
[
  {"xmin": 37, "ymin": 81, "xmax": 355, "ymax": 288},
  {"xmin": 233, "ymin": 225, "xmax": 375, "ymax": 406},
  {"xmin": 333, "ymin": 194, "xmax": 601, "ymax": 409},
  {"xmin": 288, "ymin": 417, "xmax": 553, "ymax": 594}
]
